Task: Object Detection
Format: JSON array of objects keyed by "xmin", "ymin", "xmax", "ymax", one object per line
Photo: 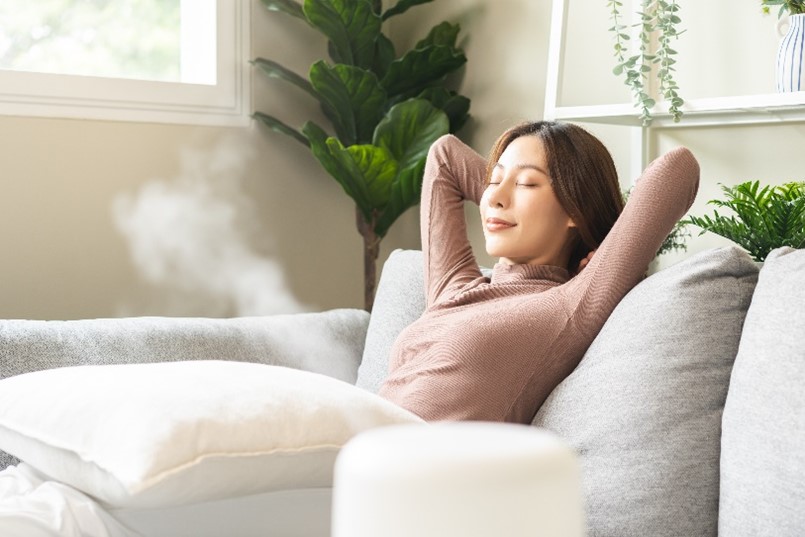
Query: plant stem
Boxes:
[
  {"xmin": 655, "ymin": 0, "xmax": 684, "ymax": 121},
  {"xmin": 608, "ymin": 0, "xmax": 654, "ymax": 125},
  {"xmin": 356, "ymin": 206, "xmax": 380, "ymax": 312}
]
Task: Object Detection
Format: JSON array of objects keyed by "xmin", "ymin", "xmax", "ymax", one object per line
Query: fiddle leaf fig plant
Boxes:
[
  {"xmin": 253, "ymin": 0, "xmax": 470, "ymax": 311},
  {"xmin": 608, "ymin": 0, "xmax": 685, "ymax": 124},
  {"xmin": 684, "ymin": 181, "xmax": 805, "ymax": 262}
]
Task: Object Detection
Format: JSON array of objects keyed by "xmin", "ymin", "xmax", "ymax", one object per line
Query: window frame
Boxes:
[{"xmin": 0, "ymin": 0, "xmax": 251, "ymax": 127}]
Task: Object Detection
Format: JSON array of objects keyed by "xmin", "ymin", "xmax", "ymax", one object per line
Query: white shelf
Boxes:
[
  {"xmin": 551, "ymin": 91, "xmax": 805, "ymax": 128},
  {"xmin": 544, "ymin": 0, "xmax": 805, "ymax": 178}
]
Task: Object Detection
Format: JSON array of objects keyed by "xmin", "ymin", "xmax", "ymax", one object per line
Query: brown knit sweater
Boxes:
[{"xmin": 378, "ymin": 135, "xmax": 700, "ymax": 423}]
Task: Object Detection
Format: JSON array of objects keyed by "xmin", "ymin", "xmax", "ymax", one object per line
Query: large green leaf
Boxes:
[
  {"xmin": 382, "ymin": 0, "xmax": 433, "ymax": 20},
  {"xmin": 372, "ymin": 99, "xmax": 449, "ymax": 237},
  {"xmin": 309, "ymin": 60, "xmax": 386, "ymax": 146},
  {"xmin": 373, "ymin": 98, "xmax": 449, "ymax": 170},
  {"xmin": 381, "ymin": 45, "xmax": 466, "ymax": 98},
  {"xmin": 253, "ymin": 112, "xmax": 310, "ymax": 147},
  {"xmin": 304, "ymin": 0, "xmax": 381, "ymax": 69},
  {"xmin": 302, "ymin": 121, "xmax": 374, "ymax": 220},
  {"xmin": 417, "ymin": 87, "xmax": 470, "ymax": 132},
  {"xmin": 372, "ymin": 33, "xmax": 396, "ymax": 79},
  {"xmin": 375, "ymin": 157, "xmax": 425, "ymax": 237},
  {"xmin": 252, "ymin": 58, "xmax": 319, "ymax": 101},
  {"xmin": 327, "ymin": 142, "xmax": 399, "ymax": 208},
  {"xmin": 414, "ymin": 21, "xmax": 460, "ymax": 49},
  {"xmin": 260, "ymin": 0, "xmax": 305, "ymax": 20}
]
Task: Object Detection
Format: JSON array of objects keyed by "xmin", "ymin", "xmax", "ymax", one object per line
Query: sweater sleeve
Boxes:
[
  {"xmin": 421, "ymin": 135, "xmax": 489, "ymax": 307},
  {"xmin": 561, "ymin": 147, "xmax": 700, "ymax": 331}
]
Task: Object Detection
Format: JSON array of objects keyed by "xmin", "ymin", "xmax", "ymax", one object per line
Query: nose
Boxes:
[{"xmin": 487, "ymin": 179, "xmax": 512, "ymax": 209}]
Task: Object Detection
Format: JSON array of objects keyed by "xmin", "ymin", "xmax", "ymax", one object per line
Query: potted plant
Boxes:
[
  {"xmin": 607, "ymin": 0, "xmax": 685, "ymax": 124},
  {"xmin": 762, "ymin": 0, "xmax": 805, "ymax": 16},
  {"xmin": 253, "ymin": 0, "xmax": 471, "ymax": 311},
  {"xmin": 683, "ymin": 181, "xmax": 805, "ymax": 262}
]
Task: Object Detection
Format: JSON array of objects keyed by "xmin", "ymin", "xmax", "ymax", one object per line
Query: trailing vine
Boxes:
[
  {"xmin": 654, "ymin": 1, "xmax": 684, "ymax": 122},
  {"xmin": 608, "ymin": 0, "xmax": 684, "ymax": 125},
  {"xmin": 609, "ymin": 0, "xmax": 653, "ymax": 124}
]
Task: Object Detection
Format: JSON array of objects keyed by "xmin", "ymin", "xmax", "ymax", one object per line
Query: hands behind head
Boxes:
[{"xmin": 574, "ymin": 249, "xmax": 596, "ymax": 276}]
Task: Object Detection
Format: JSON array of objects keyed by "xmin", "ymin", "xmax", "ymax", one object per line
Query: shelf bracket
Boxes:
[{"xmin": 543, "ymin": 0, "xmax": 569, "ymax": 122}]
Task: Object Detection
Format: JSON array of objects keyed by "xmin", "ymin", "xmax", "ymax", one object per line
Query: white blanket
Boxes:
[{"xmin": 0, "ymin": 464, "xmax": 137, "ymax": 537}]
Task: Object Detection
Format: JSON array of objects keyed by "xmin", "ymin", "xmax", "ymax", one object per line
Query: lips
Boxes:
[{"xmin": 485, "ymin": 217, "xmax": 516, "ymax": 232}]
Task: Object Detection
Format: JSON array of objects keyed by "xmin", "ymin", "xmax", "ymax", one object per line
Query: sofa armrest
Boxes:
[{"xmin": 0, "ymin": 309, "xmax": 370, "ymax": 384}]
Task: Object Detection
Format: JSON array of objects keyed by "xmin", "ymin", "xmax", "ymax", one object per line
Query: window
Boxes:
[{"xmin": 0, "ymin": 0, "xmax": 250, "ymax": 126}]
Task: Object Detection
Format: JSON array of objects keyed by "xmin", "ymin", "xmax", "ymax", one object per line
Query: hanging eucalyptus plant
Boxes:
[
  {"xmin": 608, "ymin": 0, "xmax": 684, "ymax": 124},
  {"xmin": 253, "ymin": 0, "xmax": 470, "ymax": 311}
]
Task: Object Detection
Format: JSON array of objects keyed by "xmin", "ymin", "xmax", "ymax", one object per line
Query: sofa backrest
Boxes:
[
  {"xmin": 534, "ymin": 245, "xmax": 759, "ymax": 537},
  {"xmin": 719, "ymin": 246, "xmax": 805, "ymax": 537},
  {"xmin": 356, "ymin": 250, "xmax": 426, "ymax": 394},
  {"xmin": 359, "ymin": 246, "xmax": 767, "ymax": 537}
]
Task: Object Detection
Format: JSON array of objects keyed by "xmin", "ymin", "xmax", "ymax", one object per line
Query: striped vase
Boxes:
[{"xmin": 777, "ymin": 14, "xmax": 805, "ymax": 92}]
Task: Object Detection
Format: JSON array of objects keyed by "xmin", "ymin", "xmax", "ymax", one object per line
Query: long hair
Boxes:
[{"xmin": 486, "ymin": 121, "xmax": 624, "ymax": 272}]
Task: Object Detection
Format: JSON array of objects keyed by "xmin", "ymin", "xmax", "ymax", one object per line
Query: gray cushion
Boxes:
[
  {"xmin": 719, "ymin": 247, "xmax": 805, "ymax": 537},
  {"xmin": 0, "ymin": 309, "xmax": 369, "ymax": 470},
  {"xmin": 356, "ymin": 250, "xmax": 426, "ymax": 393},
  {"xmin": 533, "ymin": 246, "xmax": 759, "ymax": 537}
]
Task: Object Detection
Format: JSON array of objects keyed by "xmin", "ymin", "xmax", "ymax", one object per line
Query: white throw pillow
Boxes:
[{"xmin": 0, "ymin": 360, "xmax": 424, "ymax": 509}]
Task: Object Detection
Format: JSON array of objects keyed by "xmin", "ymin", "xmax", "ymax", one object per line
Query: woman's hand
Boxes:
[{"xmin": 576, "ymin": 249, "xmax": 596, "ymax": 274}]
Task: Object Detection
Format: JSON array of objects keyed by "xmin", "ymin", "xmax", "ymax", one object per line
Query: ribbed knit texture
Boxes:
[{"xmin": 378, "ymin": 135, "xmax": 700, "ymax": 423}]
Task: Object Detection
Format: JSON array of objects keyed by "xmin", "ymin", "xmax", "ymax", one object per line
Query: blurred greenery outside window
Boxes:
[
  {"xmin": 0, "ymin": 0, "xmax": 249, "ymax": 126},
  {"xmin": 0, "ymin": 0, "xmax": 215, "ymax": 84}
]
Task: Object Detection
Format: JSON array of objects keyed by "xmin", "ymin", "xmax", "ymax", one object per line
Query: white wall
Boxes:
[
  {"xmin": 0, "ymin": 0, "xmax": 801, "ymax": 319},
  {"xmin": 559, "ymin": 0, "xmax": 805, "ymax": 269}
]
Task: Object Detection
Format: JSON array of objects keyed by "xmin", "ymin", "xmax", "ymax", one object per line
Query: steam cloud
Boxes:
[{"xmin": 113, "ymin": 134, "xmax": 308, "ymax": 317}]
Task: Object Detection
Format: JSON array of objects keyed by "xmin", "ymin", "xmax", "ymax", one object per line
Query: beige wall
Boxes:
[{"xmin": 0, "ymin": 0, "xmax": 802, "ymax": 319}]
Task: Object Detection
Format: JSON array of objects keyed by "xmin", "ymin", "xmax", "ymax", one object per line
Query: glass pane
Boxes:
[{"xmin": 0, "ymin": 0, "xmax": 182, "ymax": 83}]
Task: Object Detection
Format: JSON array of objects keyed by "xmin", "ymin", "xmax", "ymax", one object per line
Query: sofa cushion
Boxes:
[
  {"xmin": 356, "ymin": 250, "xmax": 426, "ymax": 393},
  {"xmin": 533, "ymin": 246, "xmax": 759, "ymax": 537},
  {"xmin": 0, "ymin": 360, "xmax": 423, "ymax": 509},
  {"xmin": 0, "ymin": 310, "xmax": 368, "ymax": 384},
  {"xmin": 0, "ymin": 310, "xmax": 369, "ymax": 471},
  {"xmin": 719, "ymin": 246, "xmax": 805, "ymax": 537}
]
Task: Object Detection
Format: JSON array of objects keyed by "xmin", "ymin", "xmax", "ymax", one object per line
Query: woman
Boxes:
[{"xmin": 378, "ymin": 121, "xmax": 699, "ymax": 424}]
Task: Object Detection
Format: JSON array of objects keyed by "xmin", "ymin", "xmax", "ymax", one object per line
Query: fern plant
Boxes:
[
  {"xmin": 657, "ymin": 219, "xmax": 691, "ymax": 256},
  {"xmin": 683, "ymin": 181, "xmax": 805, "ymax": 262}
]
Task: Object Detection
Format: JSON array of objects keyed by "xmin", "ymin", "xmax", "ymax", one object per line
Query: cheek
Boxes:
[{"xmin": 479, "ymin": 193, "xmax": 490, "ymax": 218}]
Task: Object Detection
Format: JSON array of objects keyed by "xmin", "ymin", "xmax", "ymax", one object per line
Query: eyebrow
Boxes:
[{"xmin": 493, "ymin": 162, "xmax": 550, "ymax": 177}]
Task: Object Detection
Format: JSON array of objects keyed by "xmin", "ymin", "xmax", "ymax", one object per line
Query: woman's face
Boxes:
[{"xmin": 480, "ymin": 135, "xmax": 576, "ymax": 267}]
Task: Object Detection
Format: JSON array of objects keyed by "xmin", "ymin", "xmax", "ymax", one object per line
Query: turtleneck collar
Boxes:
[{"xmin": 490, "ymin": 262, "xmax": 571, "ymax": 285}]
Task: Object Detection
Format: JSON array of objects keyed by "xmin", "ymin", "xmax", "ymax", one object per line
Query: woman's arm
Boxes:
[
  {"xmin": 563, "ymin": 147, "xmax": 700, "ymax": 330},
  {"xmin": 421, "ymin": 135, "xmax": 488, "ymax": 307}
]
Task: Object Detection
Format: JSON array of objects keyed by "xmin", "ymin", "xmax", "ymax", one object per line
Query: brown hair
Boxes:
[{"xmin": 486, "ymin": 121, "xmax": 624, "ymax": 272}]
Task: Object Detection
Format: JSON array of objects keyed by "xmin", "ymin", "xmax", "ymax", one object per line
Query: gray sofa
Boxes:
[{"xmin": 1, "ymin": 245, "xmax": 803, "ymax": 537}]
